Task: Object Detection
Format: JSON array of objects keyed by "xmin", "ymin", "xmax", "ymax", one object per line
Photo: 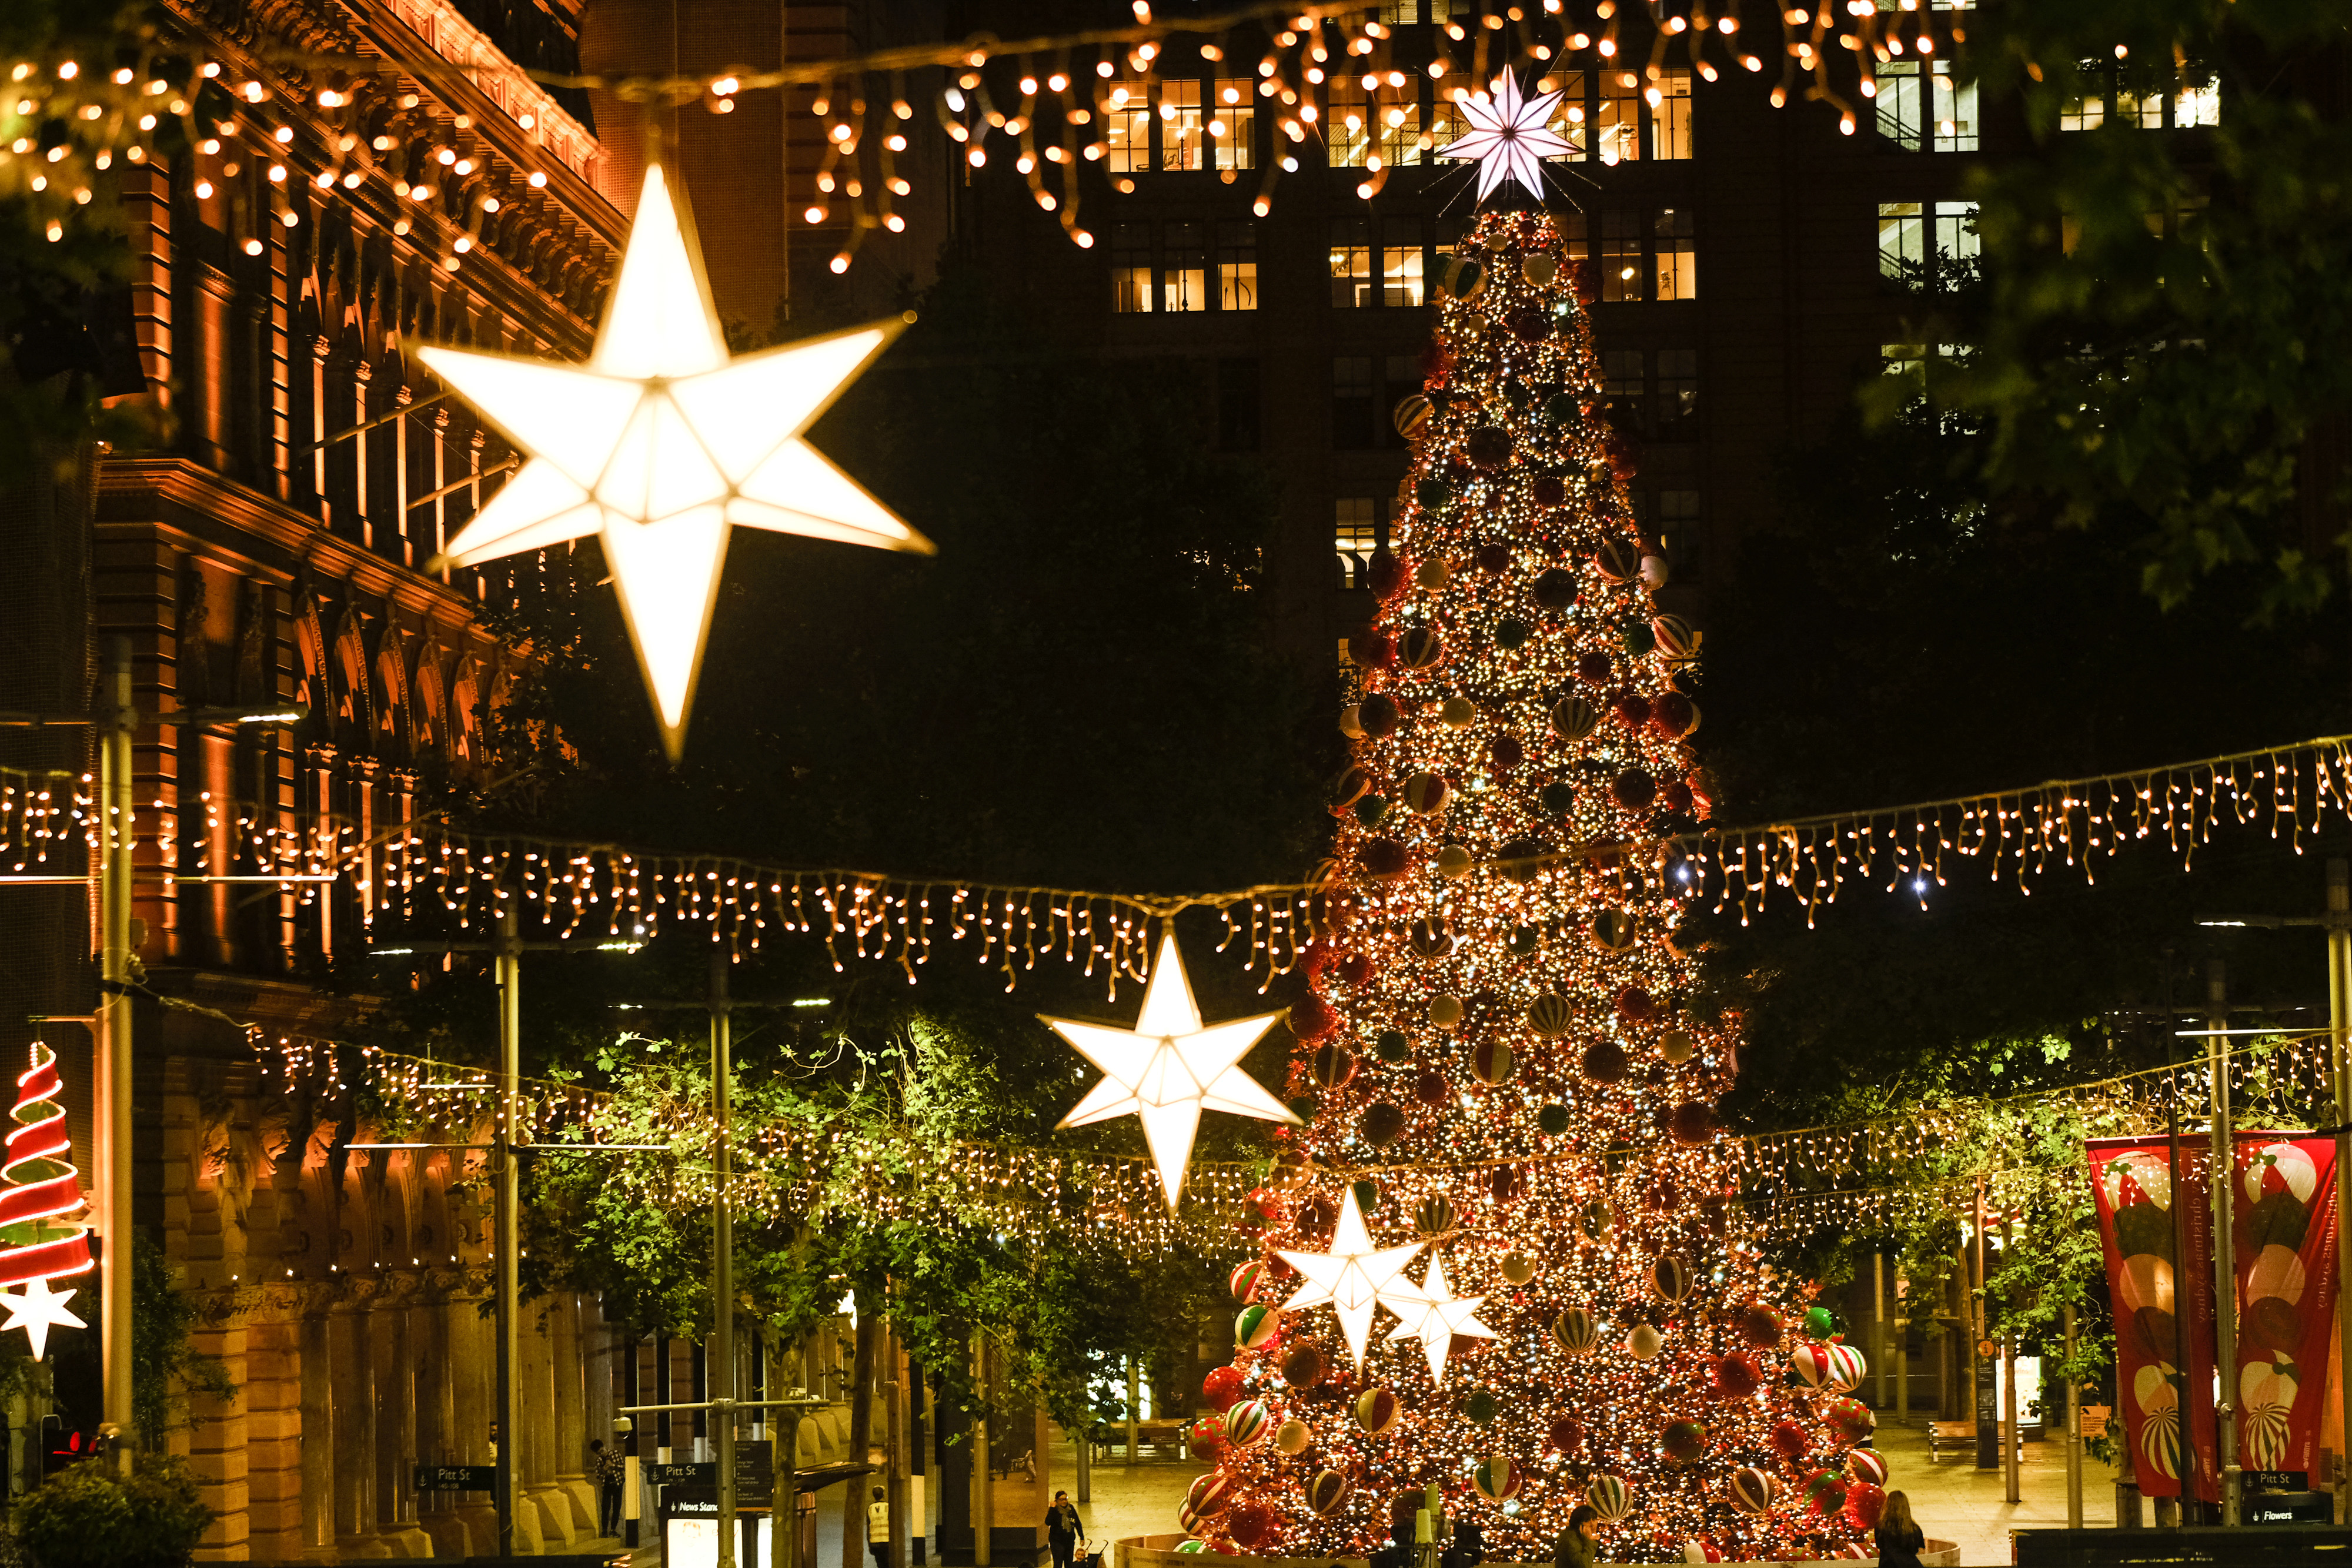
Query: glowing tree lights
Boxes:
[
  {"xmin": 1203, "ymin": 207, "xmax": 1872, "ymax": 1563},
  {"xmin": 0, "ymin": 1041, "xmax": 94, "ymax": 1360}
]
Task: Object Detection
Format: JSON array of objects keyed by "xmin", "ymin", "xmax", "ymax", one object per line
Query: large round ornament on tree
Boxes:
[
  {"xmin": 1362, "ymin": 1103, "xmax": 1407, "ymax": 1147},
  {"xmin": 1281, "ymin": 1343, "xmax": 1327, "ymax": 1389},
  {"xmin": 1502, "ymin": 1252, "xmax": 1538, "ymax": 1285},
  {"xmin": 1235, "ymin": 1305, "xmax": 1281, "ymax": 1349},
  {"xmin": 1473, "ymin": 1455, "xmax": 1521, "ymax": 1502},
  {"xmin": 1768, "ymin": 1420, "xmax": 1809, "ymax": 1460},
  {"xmin": 1274, "ymin": 1419, "xmax": 1311, "ymax": 1456},
  {"xmin": 1739, "ymin": 1305, "xmax": 1785, "ymax": 1348},
  {"xmin": 1464, "ymin": 1389, "xmax": 1500, "ymax": 1426},
  {"xmin": 1526, "ymin": 995, "xmax": 1574, "ymax": 1037},
  {"xmin": 1824, "ymin": 1395, "xmax": 1875, "ymax": 1445},
  {"xmin": 1230, "ymin": 1261, "xmax": 1266, "ymax": 1302},
  {"xmin": 1846, "ymin": 1449, "xmax": 1888, "ymax": 1488},
  {"xmin": 1625, "ymin": 1323, "xmax": 1663, "ymax": 1361},
  {"xmin": 1710, "ymin": 1355, "xmax": 1760, "ymax": 1400},
  {"xmin": 1585, "ymin": 1474, "xmax": 1632, "ymax": 1522},
  {"xmin": 1823, "ymin": 1341, "xmax": 1867, "ymax": 1393},
  {"xmin": 1803, "ymin": 1305, "xmax": 1837, "ymax": 1338},
  {"xmin": 1226, "ymin": 1500, "xmax": 1276, "ymax": 1550},
  {"xmin": 1202, "ymin": 1367, "xmax": 1245, "ymax": 1412},
  {"xmin": 1728, "ymin": 1468, "xmax": 1778, "ymax": 1516},
  {"xmin": 1548, "ymin": 1416, "xmax": 1583, "ymax": 1453},
  {"xmin": 1223, "ymin": 1399, "xmax": 1271, "ymax": 1448},
  {"xmin": 1805, "ymin": 1469, "xmax": 1849, "ymax": 1518},
  {"xmin": 1307, "ymin": 1469, "xmax": 1353, "ymax": 1516},
  {"xmin": 1660, "ymin": 1420, "xmax": 1708, "ymax": 1464},
  {"xmin": 1186, "ymin": 1475, "xmax": 1235, "ymax": 1518},
  {"xmin": 1354, "ymin": 1386, "xmax": 1401, "ymax": 1436},
  {"xmin": 1550, "ymin": 1309, "xmax": 1599, "ymax": 1356},
  {"xmin": 1845, "ymin": 1482, "xmax": 1886, "ymax": 1529},
  {"xmin": 1651, "ymin": 1253, "xmax": 1694, "ymax": 1303}
]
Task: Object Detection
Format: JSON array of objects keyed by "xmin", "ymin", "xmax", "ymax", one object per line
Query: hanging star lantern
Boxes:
[
  {"xmin": 419, "ymin": 163, "xmax": 933, "ymax": 760},
  {"xmin": 1276, "ymin": 1186, "xmax": 1427, "ymax": 1368},
  {"xmin": 0, "ymin": 1276, "xmax": 83, "ymax": 1362},
  {"xmin": 1384, "ymin": 1252, "xmax": 1498, "ymax": 1386},
  {"xmin": 1043, "ymin": 933, "xmax": 1298, "ymax": 1208},
  {"xmin": 1438, "ymin": 72, "xmax": 1577, "ymax": 201}
]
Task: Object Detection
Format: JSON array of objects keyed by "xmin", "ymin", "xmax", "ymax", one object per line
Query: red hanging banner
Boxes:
[
  {"xmin": 2231, "ymin": 1134, "xmax": 2341, "ymax": 1480},
  {"xmin": 2087, "ymin": 1136, "xmax": 2220, "ymax": 1503}
]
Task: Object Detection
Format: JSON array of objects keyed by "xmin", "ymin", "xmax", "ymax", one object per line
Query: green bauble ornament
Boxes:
[
  {"xmin": 1494, "ymin": 617, "xmax": 1531, "ymax": 651},
  {"xmin": 1354, "ymin": 795, "xmax": 1389, "ymax": 828},
  {"xmin": 1539, "ymin": 781, "xmax": 1576, "ymax": 815},
  {"xmin": 1465, "ymin": 1389, "xmax": 1500, "ymax": 1425},
  {"xmin": 1502, "ymin": 380, "xmax": 1530, "ymax": 409},
  {"xmin": 1505, "ymin": 924, "xmax": 1541, "ymax": 956},
  {"xmin": 1804, "ymin": 1306, "xmax": 1837, "ymax": 1338},
  {"xmin": 1544, "ymin": 392, "xmax": 1578, "ymax": 424},
  {"xmin": 1621, "ymin": 621, "xmax": 1657, "ymax": 656},
  {"xmin": 1375, "ymin": 1029, "xmax": 1411, "ymax": 1062},
  {"xmin": 1416, "ymin": 477, "xmax": 1453, "ymax": 509},
  {"xmin": 1538, "ymin": 1103, "xmax": 1571, "ymax": 1135},
  {"xmin": 1352, "ymin": 1178, "xmax": 1381, "ymax": 1213}
]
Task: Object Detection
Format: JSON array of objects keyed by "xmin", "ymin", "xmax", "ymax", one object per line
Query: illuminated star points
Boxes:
[
  {"xmin": 1043, "ymin": 934, "xmax": 1298, "ymax": 1209},
  {"xmin": 0, "ymin": 1275, "xmax": 85, "ymax": 1361},
  {"xmin": 1276, "ymin": 1187, "xmax": 1427, "ymax": 1368},
  {"xmin": 1438, "ymin": 72, "xmax": 1578, "ymax": 202},
  {"xmin": 1384, "ymin": 1253, "xmax": 1498, "ymax": 1386},
  {"xmin": 420, "ymin": 164, "xmax": 933, "ymax": 760}
]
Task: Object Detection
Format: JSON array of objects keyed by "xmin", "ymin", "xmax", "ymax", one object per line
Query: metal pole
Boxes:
[
  {"xmin": 2163, "ymin": 1076, "xmax": 2189, "ymax": 1530},
  {"xmin": 98, "ymin": 635, "xmax": 133, "ymax": 1473},
  {"xmin": 1873, "ymin": 1251, "xmax": 1887, "ymax": 1411},
  {"xmin": 2209, "ymin": 958, "xmax": 2240, "ymax": 1526},
  {"xmin": 2002, "ymin": 1215, "xmax": 2020, "ymax": 1505},
  {"xmin": 2065, "ymin": 1300, "xmax": 2084, "ymax": 1527},
  {"xmin": 496, "ymin": 907, "xmax": 522, "ymax": 1554},
  {"xmin": 972, "ymin": 1332, "xmax": 991, "ymax": 1568},
  {"xmin": 1124, "ymin": 1358, "xmax": 1137, "ymax": 1467},
  {"xmin": 2330, "ymin": 858, "xmax": 2352, "ymax": 1523},
  {"xmin": 713, "ymin": 951, "xmax": 737, "ymax": 1568}
]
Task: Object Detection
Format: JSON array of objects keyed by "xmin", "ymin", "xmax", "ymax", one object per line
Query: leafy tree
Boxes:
[{"xmin": 13, "ymin": 1454, "xmax": 215, "ymax": 1568}]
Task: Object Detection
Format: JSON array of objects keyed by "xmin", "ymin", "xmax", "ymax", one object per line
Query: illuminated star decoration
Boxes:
[
  {"xmin": 0, "ymin": 1276, "xmax": 83, "ymax": 1362},
  {"xmin": 1043, "ymin": 933, "xmax": 1299, "ymax": 1208},
  {"xmin": 419, "ymin": 163, "xmax": 933, "ymax": 761},
  {"xmin": 1438, "ymin": 72, "xmax": 1578, "ymax": 202},
  {"xmin": 1276, "ymin": 1186, "xmax": 1427, "ymax": 1368},
  {"xmin": 1384, "ymin": 1252, "xmax": 1498, "ymax": 1386}
]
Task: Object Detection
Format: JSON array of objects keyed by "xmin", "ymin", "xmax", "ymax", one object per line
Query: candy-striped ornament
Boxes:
[
  {"xmin": 1230, "ymin": 1260, "xmax": 1265, "ymax": 1303},
  {"xmin": 1235, "ymin": 1305, "xmax": 1281, "ymax": 1349},
  {"xmin": 1585, "ymin": 1473, "xmax": 1632, "ymax": 1521},
  {"xmin": 1222, "ymin": 1399, "xmax": 1271, "ymax": 1449},
  {"xmin": 1307, "ymin": 1469, "xmax": 1353, "ymax": 1516},
  {"xmin": 1846, "ymin": 1448, "xmax": 1888, "ymax": 1488},
  {"xmin": 1550, "ymin": 1308, "xmax": 1599, "ymax": 1356},
  {"xmin": 1354, "ymin": 1386, "xmax": 1400, "ymax": 1436},
  {"xmin": 1728, "ymin": 1467, "xmax": 1778, "ymax": 1515},
  {"xmin": 1472, "ymin": 1455, "xmax": 1520, "ymax": 1502}
]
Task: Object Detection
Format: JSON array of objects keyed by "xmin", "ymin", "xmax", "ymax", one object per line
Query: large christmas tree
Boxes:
[{"xmin": 1191, "ymin": 202, "xmax": 1880, "ymax": 1564}]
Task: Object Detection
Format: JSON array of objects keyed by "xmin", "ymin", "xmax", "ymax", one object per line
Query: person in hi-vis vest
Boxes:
[{"xmin": 867, "ymin": 1486, "xmax": 891, "ymax": 1568}]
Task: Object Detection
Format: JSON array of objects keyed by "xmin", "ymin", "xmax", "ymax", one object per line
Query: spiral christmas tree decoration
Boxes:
[{"xmin": 0, "ymin": 1041, "xmax": 95, "ymax": 1359}]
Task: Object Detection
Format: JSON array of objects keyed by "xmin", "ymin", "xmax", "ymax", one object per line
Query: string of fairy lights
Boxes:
[{"xmin": 6, "ymin": 0, "xmax": 1994, "ymax": 273}]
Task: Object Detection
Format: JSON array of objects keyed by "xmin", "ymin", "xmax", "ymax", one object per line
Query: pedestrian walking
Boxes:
[
  {"xmin": 591, "ymin": 1439, "xmax": 626, "ymax": 1537},
  {"xmin": 867, "ymin": 1485, "xmax": 892, "ymax": 1568},
  {"xmin": 1874, "ymin": 1491, "xmax": 1926, "ymax": 1568},
  {"xmin": 1553, "ymin": 1505, "xmax": 1601, "ymax": 1568},
  {"xmin": 1045, "ymin": 1489, "xmax": 1084, "ymax": 1568}
]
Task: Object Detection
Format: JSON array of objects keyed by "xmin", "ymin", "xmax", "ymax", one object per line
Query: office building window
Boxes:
[
  {"xmin": 1161, "ymin": 79, "xmax": 1205, "ymax": 171},
  {"xmin": 1331, "ymin": 218, "xmax": 1374, "ymax": 307},
  {"xmin": 1426, "ymin": 93, "xmax": 1461, "ymax": 165},
  {"xmin": 1555, "ymin": 71, "xmax": 1591, "ymax": 155},
  {"xmin": 1648, "ymin": 70, "xmax": 1693, "ymax": 159},
  {"xmin": 1378, "ymin": 0, "xmax": 1420, "ymax": 23},
  {"xmin": 2118, "ymin": 85, "xmax": 2167, "ymax": 128},
  {"xmin": 1376, "ymin": 95, "xmax": 1422, "ymax": 168},
  {"xmin": 1656, "ymin": 491, "xmax": 1702, "ymax": 583},
  {"xmin": 1601, "ymin": 350, "xmax": 1646, "ymax": 434},
  {"xmin": 2066, "ymin": 65, "xmax": 2219, "ymax": 131},
  {"xmin": 1164, "ymin": 222, "xmax": 1207, "ymax": 311},
  {"xmin": 1600, "ymin": 210, "xmax": 1643, "ymax": 302},
  {"xmin": 1878, "ymin": 61, "xmax": 1978, "ymax": 151},
  {"xmin": 1336, "ymin": 497, "xmax": 1380, "ymax": 588},
  {"xmin": 1655, "ymin": 208, "xmax": 1696, "ymax": 299},
  {"xmin": 1879, "ymin": 201, "xmax": 1977, "ymax": 285},
  {"xmin": 1111, "ymin": 222, "xmax": 1153, "ymax": 312},
  {"xmin": 1217, "ymin": 358, "xmax": 1260, "ymax": 452},
  {"xmin": 1380, "ymin": 354, "xmax": 1423, "ymax": 449},
  {"xmin": 1218, "ymin": 220, "xmax": 1258, "ymax": 310},
  {"xmin": 1328, "ymin": 81, "xmax": 1374, "ymax": 167},
  {"xmin": 1595, "ymin": 72, "xmax": 1642, "ymax": 163},
  {"xmin": 1655, "ymin": 348, "xmax": 1698, "ymax": 439},
  {"xmin": 1557, "ymin": 210, "xmax": 1590, "ymax": 290},
  {"xmin": 1332, "ymin": 357, "xmax": 1376, "ymax": 450},
  {"xmin": 2059, "ymin": 83, "xmax": 2106, "ymax": 132},
  {"xmin": 1212, "ymin": 79, "xmax": 1258, "ymax": 170},
  {"xmin": 2174, "ymin": 73, "xmax": 2222, "ymax": 126},
  {"xmin": 1105, "ymin": 82, "xmax": 1152, "ymax": 172},
  {"xmin": 1381, "ymin": 219, "xmax": 1425, "ymax": 307}
]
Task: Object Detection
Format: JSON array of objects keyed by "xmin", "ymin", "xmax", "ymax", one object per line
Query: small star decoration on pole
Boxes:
[
  {"xmin": 1275, "ymin": 1186, "xmax": 1427, "ymax": 1368},
  {"xmin": 420, "ymin": 163, "xmax": 933, "ymax": 761},
  {"xmin": 1438, "ymin": 72, "xmax": 1578, "ymax": 201},
  {"xmin": 1043, "ymin": 932, "xmax": 1299, "ymax": 1209},
  {"xmin": 1385, "ymin": 1252, "xmax": 1498, "ymax": 1385}
]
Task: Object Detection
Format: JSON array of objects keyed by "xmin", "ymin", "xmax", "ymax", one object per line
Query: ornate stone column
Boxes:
[{"xmin": 328, "ymin": 1285, "xmax": 382, "ymax": 1556}]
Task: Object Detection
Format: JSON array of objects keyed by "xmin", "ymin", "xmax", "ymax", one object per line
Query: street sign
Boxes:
[
  {"xmin": 2248, "ymin": 1470, "xmax": 2310, "ymax": 1493},
  {"xmin": 2248, "ymin": 1491, "xmax": 2331, "ymax": 1524},
  {"xmin": 646, "ymin": 1441, "xmax": 773, "ymax": 1493},
  {"xmin": 415, "ymin": 1465, "xmax": 498, "ymax": 1491}
]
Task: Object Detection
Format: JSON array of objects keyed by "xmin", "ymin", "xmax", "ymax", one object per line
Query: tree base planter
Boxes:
[{"xmin": 1112, "ymin": 1534, "xmax": 1960, "ymax": 1568}]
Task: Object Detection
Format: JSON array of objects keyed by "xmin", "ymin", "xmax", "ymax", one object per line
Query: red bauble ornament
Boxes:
[
  {"xmin": 1614, "ymin": 694, "xmax": 1653, "ymax": 730},
  {"xmin": 1465, "ymin": 426, "xmax": 1514, "ymax": 468},
  {"xmin": 1739, "ymin": 1305, "xmax": 1785, "ymax": 1348},
  {"xmin": 1365, "ymin": 550, "xmax": 1407, "ymax": 599},
  {"xmin": 1355, "ymin": 631, "xmax": 1397, "ymax": 669},
  {"xmin": 1291, "ymin": 994, "xmax": 1339, "ymax": 1041},
  {"xmin": 1768, "ymin": 1420, "xmax": 1809, "ymax": 1461},
  {"xmin": 1652, "ymin": 691, "xmax": 1697, "ymax": 738},
  {"xmin": 1475, "ymin": 543, "xmax": 1513, "ymax": 573},
  {"xmin": 1414, "ymin": 1069, "xmax": 1451, "ymax": 1106},
  {"xmin": 1710, "ymin": 1355, "xmax": 1759, "ymax": 1399},
  {"xmin": 1362, "ymin": 1103, "xmax": 1407, "ymax": 1146},
  {"xmin": 1359, "ymin": 838, "xmax": 1411, "ymax": 880},
  {"xmin": 1203, "ymin": 1366, "xmax": 1245, "ymax": 1412},
  {"xmin": 1582, "ymin": 1039, "xmax": 1629, "ymax": 1084},
  {"xmin": 1281, "ymin": 1343, "xmax": 1327, "ymax": 1389},
  {"xmin": 1357, "ymin": 693, "xmax": 1400, "ymax": 736},
  {"xmin": 1532, "ymin": 474, "xmax": 1567, "ymax": 507},
  {"xmin": 1669, "ymin": 1101, "xmax": 1717, "ymax": 1144},
  {"xmin": 1337, "ymin": 952, "xmax": 1374, "ymax": 987},
  {"xmin": 1659, "ymin": 779, "xmax": 1694, "ymax": 814},
  {"xmin": 1548, "ymin": 1416, "xmax": 1584, "ymax": 1452},
  {"xmin": 1844, "ymin": 1481, "xmax": 1886, "ymax": 1530},
  {"xmin": 1490, "ymin": 734, "xmax": 1525, "ymax": 770},
  {"xmin": 1616, "ymin": 985, "xmax": 1659, "ymax": 1022},
  {"xmin": 1576, "ymin": 651, "xmax": 1613, "ymax": 683},
  {"xmin": 1611, "ymin": 768, "xmax": 1657, "ymax": 811},
  {"xmin": 1226, "ymin": 1500, "xmax": 1276, "ymax": 1549}
]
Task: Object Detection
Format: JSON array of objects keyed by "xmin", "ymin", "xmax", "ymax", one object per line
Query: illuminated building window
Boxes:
[
  {"xmin": 1332, "ymin": 357, "xmax": 1375, "ymax": 450},
  {"xmin": 1879, "ymin": 60, "xmax": 1979, "ymax": 151},
  {"xmin": 1600, "ymin": 210, "xmax": 1643, "ymax": 302},
  {"xmin": 1602, "ymin": 349, "xmax": 1646, "ymax": 434},
  {"xmin": 1161, "ymin": 79, "xmax": 1205, "ymax": 172},
  {"xmin": 1653, "ymin": 208, "xmax": 1696, "ymax": 299},
  {"xmin": 1381, "ymin": 220, "xmax": 1425, "ymax": 307},
  {"xmin": 1553, "ymin": 71, "xmax": 1590, "ymax": 157},
  {"xmin": 1328, "ymin": 81, "xmax": 1374, "ymax": 168},
  {"xmin": 1212, "ymin": 79, "xmax": 1257, "ymax": 171},
  {"xmin": 1330, "ymin": 218, "xmax": 1373, "ymax": 308},
  {"xmin": 2059, "ymin": 79, "xmax": 2106, "ymax": 132},
  {"xmin": 1375, "ymin": 93, "xmax": 1422, "ymax": 169},
  {"xmin": 1378, "ymin": 0, "xmax": 1421, "ymax": 24},
  {"xmin": 1335, "ymin": 497, "xmax": 1379, "ymax": 587},
  {"xmin": 1104, "ymin": 81, "xmax": 1152, "ymax": 173},
  {"xmin": 1110, "ymin": 222, "xmax": 1153, "ymax": 312},
  {"xmin": 1881, "ymin": 202, "xmax": 1981, "ymax": 285},
  {"xmin": 1648, "ymin": 70, "xmax": 1692, "ymax": 159},
  {"xmin": 1657, "ymin": 491, "xmax": 1702, "ymax": 582},
  {"xmin": 2119, "ymin": 86, "xmax": 2167, "ymax": 128},
  {"xmin": 1162, "ymin": 222, "xmax": 1207, "ymax": 311},
  {"xmin": 1218, "ymin": 221, "xmax": 1257, "ymax": 310},
  {"xmin": 2174, "ymin": 73, "xmax": 2221, "ymax": 126},
  {"xmin": 1595, "ymin": 72, "xmax": 1641, "ymax": 163},
  {"xmin": 1655, "ymin": 349, "xmax": 1699, "ymax": 439}
]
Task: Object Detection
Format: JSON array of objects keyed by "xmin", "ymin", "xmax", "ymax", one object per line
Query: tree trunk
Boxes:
[{"xmin": 843, "ymin": 1309, "xmax": 880, "ymax": 1568}]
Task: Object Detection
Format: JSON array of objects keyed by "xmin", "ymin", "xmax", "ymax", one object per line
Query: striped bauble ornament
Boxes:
[
  {"xmin": 1222, "ymin": 1399, "xmax": 1271, "ymax": 1449},
  {"xmin": 1306, "ymin": 1469, "xmax": 1353, "ymax": 1516},
  {"xmin": 1353, "ymin": 1385, "xmax": 1400, "ymax": 1436},
  {"xmin": 1585, "ymin": 1473, "xmax": 1632, "ymax": 1521},
  {"xmin": 1472, "ymin": 1455, "xmax": 1519, "ymax": 1502},
  {"xmin": 1549, "ymin": 1308, "xmax": 1598, "ymax": 1356},
  {"xmin": 1728, "ymin": 1467, "xmax": 1777, "ymax": 1516}
]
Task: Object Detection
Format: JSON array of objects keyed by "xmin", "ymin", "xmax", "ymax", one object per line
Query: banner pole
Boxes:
[
  {"xmin": 2330, "ymin": 858, "xmax": 2352, "ymax": 1524},
  {"xmin": 2166, "ymin": 1077, "xmax": 2190, "ymax": 1530},
  {"xmin": 2210, "ymin": 958, "xmax": 2241, "ymax": 1527}
]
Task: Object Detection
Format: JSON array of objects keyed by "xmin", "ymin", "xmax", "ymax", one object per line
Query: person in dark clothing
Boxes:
[
  {"xmin": 590, "ymin": 1439, "xmax": 626, "ymax": 1536},
  {"xmin": 1875, "ymin": 1490, "xmax": 1926, "ymax": 1568},
  {"xmin": 1045, "ymin": 1489, "xmax": 1084, "ymax": 1568},
  {"xmin": 1553, "ymin": 1505, "xmax": 1601, "ymax": 1568}
]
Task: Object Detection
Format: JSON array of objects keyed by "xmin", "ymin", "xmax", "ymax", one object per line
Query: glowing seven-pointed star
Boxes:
[
  {"xmin": 1277, "ymin": 1187, "xmax": 1428, "ymax": 1369},
  {"xmin": 1043, "ymin": 934, "xmax": 1299, "ymax": 1208},
  {"xmin": 0, "ymin": 1275, "xmax": 84, "ymax": 1360},
  {"xmin": 1438, "ymin": 72, "xmax": 1578, "ymax": 202},
  {"xmin": 1384, "ymin": 1252, "xmax": 1499, "ymax": 1386},
  {"xmin": 418, "ymin": 163, "xmax": 933, "ymax": 761}
]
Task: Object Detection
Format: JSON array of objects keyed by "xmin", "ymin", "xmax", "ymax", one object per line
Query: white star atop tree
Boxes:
[
  {"xmin": 1438, "ymin": 72, "xmax": 1578, "ymax": 202},
  {"xmin": 420, "ymin": 163, "xmax": 933, "ymax": 761},
  {"xmin": 0, "ymin": 1275, "xmax": 84, "ymax": 1361},
  {"xmin": 1384, "ymin": 1253, "xmax": 1498, "ymax": 1385},
  {"xmin": 1275, "ymin": 1187, "xmax": 1428, "ymax": 1368},
  {"xmin": 1043, "ymin": 933, "xmax": 1298, "ymax": 1208}
]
